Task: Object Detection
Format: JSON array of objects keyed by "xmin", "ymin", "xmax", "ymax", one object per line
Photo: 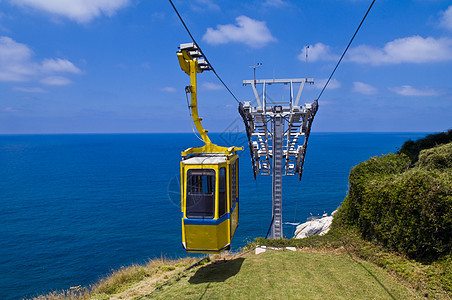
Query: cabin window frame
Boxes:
[
  {"xmin": 230, "ymin": 160, "xmax": 237, "ymax": 209},
  {"xmin": 218, "ymin": 167, "xmax": 227, "ymax": 217},
  {"xmin": 186, "ymin": 169, "xmax": 215, "ymax": 219}
]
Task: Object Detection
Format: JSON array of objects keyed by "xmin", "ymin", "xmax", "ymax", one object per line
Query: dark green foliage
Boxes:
[
  {"xmin": 338, "ymin": 142, "xmax": 452, "ymax": 260},
  {"xmin": 337, "ymin": 153, "xmax": 410, "ymax": 228},
  {"xmin": 362, "ymin": 169, "xmax": 452, "ymax": 259},
  {"xmin": 418, "ymin": 142, "xmax": 452, "ymax": 171},
  {"xmin": 398, "ymin": 129, "xmax": 452, "ymax": 164}
]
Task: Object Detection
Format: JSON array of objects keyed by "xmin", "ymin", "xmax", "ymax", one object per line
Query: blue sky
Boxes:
[{"xmin": 0, "ymin": 0, "xmax": 451, "ymax": 134}]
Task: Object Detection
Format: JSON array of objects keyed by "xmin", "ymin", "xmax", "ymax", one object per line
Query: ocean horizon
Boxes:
[{"xmin": 0, "ymin": 132, "xmax": 430, "ymax": 299}]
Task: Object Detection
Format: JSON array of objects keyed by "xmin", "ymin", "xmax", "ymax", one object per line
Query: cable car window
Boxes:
[
  {"xmin": 219, "ymin": 167, "xmax": 226, "ymax": 217},
  {"xmin": 186, "ymin": 169, "xmax": 215, "ymax": 219}
]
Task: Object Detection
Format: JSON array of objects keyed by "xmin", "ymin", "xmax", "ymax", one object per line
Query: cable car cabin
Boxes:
[
  {"xmin": 176, "ymin": 42, "xmax": 242, "ymax": 253},
  {"xmin": 181, "ymin": 153, "xmax": 239, "ymax": 253}
]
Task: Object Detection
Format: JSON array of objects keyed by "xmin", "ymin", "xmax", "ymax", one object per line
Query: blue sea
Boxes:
[{"xmin": 0, "ymin": 132, "xmax": 429, "ymax": 299}]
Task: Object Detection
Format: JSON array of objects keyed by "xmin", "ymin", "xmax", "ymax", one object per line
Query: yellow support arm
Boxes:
[
  {"xmin": 177, "ymin": 51, "xmax": 211, "ymax": 145},
  {"xmin": 177, "ymin": 48, "xmax": 243, "ymax": 156}
]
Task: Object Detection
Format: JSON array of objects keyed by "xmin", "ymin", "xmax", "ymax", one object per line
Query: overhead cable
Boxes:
[
  {"xmin": 317, "ymin": 0, "xmax": 376, "ymax": 101},
  {"xmin": 169, "ymin": 0, "xmax": 240, "ymax": 104}
]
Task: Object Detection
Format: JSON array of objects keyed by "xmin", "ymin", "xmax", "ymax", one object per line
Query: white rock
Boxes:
[
  {"xmin": 255, "ymin": 246, "xmax": 267, "ymax": 255},
  {"xmin": 286, "ymin": 247, "xmax": 297, "ymax": 251},
  {"xmin": 293, "ymin": 213, "xmax": 334, "ymax": 239}
]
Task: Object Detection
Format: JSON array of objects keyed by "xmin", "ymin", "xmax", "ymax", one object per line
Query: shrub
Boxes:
[
  {"xmin": 418, "ymin": 142, "xmax": 452, "ymax": 171},
  {"xmin": 338, "ymin": 142, "xmax": 452, "ymax": 260},
  {"xmin": 338, "ymin": 153, "xmax": 410, "ymax": 228},
  {"xmin": 398, "ymin": 129, "xmax": 452, "ymax": 164},
  {"xmin": 360, "ymin": 169, "xmax": 452, "ymax": 259}
]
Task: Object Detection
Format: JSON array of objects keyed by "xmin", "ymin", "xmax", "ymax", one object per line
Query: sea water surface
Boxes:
[{"xmin": 0, "ymin": 132, "xmax": 429, "ymax": 299}]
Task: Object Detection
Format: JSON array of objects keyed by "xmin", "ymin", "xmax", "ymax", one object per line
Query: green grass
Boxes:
[
  {"xmin": 244, "ymin": 228, "xmax": 451, "ymax": 299},
  {"xmin": 35, "ymin": 229, "xmax": 451, "ymax": 299},
  {"xmin": 149, "ymin": 250, "xmax": 419, "ymax": 299},
  {"xmin": 34, "ymin": 257, "xmax": 199, "ymax": 300},
  {"xmin": 88, "ymin": 257, "xmax": 200, "ymax": 299}
]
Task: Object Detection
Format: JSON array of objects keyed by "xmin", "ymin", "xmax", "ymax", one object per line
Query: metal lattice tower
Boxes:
[{"xmin": 239, "ymin": 78, "xmax": 318, "ymax": 239}]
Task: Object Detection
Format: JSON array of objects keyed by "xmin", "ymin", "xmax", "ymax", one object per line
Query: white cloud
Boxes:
[
  {"xmin": 347, "ymin": 36, "xmax": 452, "ymax": 65},
  {"xmin": 191, "ymin": 0, "xmax": 220, "ymax": 11},
  {"xmin": 141, "ymin": 62, "xmax": 151, "ymax": 70},
  {"xmin": 162, "ymin": 86, "xmax": 177, "ymax": 93},
  {"xmin": 41, "ymin": 58, "xmax": 81, "ymax": 74},
  {"xmin": 306, "ymin": 36, "xmax": 452, "ymax": 65},
  {"xmin": 0, "ymin": 36, "xmax": 80, "ymax": 84},
  {"xmin": 298, "ymin": 43, "xmax": 339, "ymax": 62},
  {"xmin": 0, "ymin": 12, "xmax": 11, "ymax": 33},
  {"xmin": 10, "ymin": 0, "xmax": 130, "ymax": 23},
  {"xmin": 308, "ymin": 78, "xmax": 341, "ymax": 90},
  {"xmin": 40, "ymin": 76, "xmax": 72, "ymax": 86},
  {"xmin": 263, "ymin": 0, "xmax": 289, "ymax": 7},
  {"xmin": 116, "ymin": 63, "xmax": 128, "ymax": 69},
  {"xmin": 440, "ymin": 5, "xmax": 452, "ymax": 31},
  {"xmin": 202, "ymin": 82, "xmax": 222, "ymax": 90},
  {"xmin": 352, "ymin": 81, "xmax": 377, "ymax": 95},
  {"xmin": 13, "ymin": 86, "xmax": 47, "ymax": 93},
  {"xmin": 389, "ymin": 85, "xmax": 439, "ymax": 97},
  {"xmin": 1, "ymin": 107, "xmax": 18, "ymax": 112},
  {"xmin": 203, "ymin": 16, "xmax": 276, "ymax": 48},
  {"xmin": 0, "ymin": 36, "xmax": 36, "ymax": 81}
]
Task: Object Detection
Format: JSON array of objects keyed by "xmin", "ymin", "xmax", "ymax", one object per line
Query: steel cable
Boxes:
[{"xmin": 317, "ymin": 0, "xmax": 376, "ymax": 101}]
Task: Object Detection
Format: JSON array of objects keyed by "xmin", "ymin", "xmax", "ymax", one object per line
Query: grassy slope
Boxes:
[
  {"xmin": 148, "ymin": 250, "xmax": 419, "ymax": 300},
  {"xmin": 250, "ymin": 231, "xmax": 452, "ymax": 299},
  {"xmin": 36, "ymin": 229, "xmax": 451, "ymax": 299}
]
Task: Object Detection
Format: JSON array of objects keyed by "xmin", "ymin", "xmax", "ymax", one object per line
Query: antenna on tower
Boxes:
[
  {"xmin": 305, "ymin": 45, "xmax": 309, "ymax": 80},
  {"xmin": 249, "ymin": 63, "xmax": 262, "ymax": 84}
]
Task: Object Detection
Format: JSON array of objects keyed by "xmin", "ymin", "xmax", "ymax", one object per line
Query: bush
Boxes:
[
  {"xmin": 361, "ymin": 169, "xmax": 452, "ymax": 259},
  {"xmin": 418, "ymin": 142, "xmax": 452, "ymax": 171},
  {"xmin": 338, "ymin": 142, "xmax": 452, "ymax": 260},
  {"xmin": 398, "ymin": 129, "xmax": 452, "ymax": 164},
  {"xmin": 337, "ymin": 153, "xmax": 410, "ymax": 228}
]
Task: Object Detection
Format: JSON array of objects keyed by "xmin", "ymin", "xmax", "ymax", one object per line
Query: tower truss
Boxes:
[{"xmin": 239, "ymin": 78, "xmax": 318, "ymax": 238}]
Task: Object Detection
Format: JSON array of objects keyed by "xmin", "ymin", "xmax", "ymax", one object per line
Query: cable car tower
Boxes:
[{"xmin": 239, "ymin": 77, "xmax": 318, "ymax": 239}]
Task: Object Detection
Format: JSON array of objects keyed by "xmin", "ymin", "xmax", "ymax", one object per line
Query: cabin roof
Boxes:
[{"xmin": 182, "ymin": 155, "xmax": 227, "ymax": 165}]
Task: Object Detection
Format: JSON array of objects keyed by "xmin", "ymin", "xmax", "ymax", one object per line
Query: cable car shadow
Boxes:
[{"xmin": 188, "ymin": 257, "xmax": 245, "ymax": 284}]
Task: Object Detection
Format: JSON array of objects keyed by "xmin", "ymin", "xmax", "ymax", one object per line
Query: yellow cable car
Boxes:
[{"xmin": 177, "ymin": 43, "xmax": 242, "ymax": 253}]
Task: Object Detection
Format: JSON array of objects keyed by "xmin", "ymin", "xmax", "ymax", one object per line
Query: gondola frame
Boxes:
[{"xmin": 181, "ymin": 154, "xmax": 239, "ymax": 253}]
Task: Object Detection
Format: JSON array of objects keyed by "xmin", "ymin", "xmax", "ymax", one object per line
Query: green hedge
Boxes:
[
  {"xmin": 335, "ymin": 153, "xmax": 410, "ymax": 228},
  {"xmin": 335, "ymin": 142, "xmax": 452, "ymax": 260},
  {"xmin": 418, "ymin": 142, "xmax": 452, "ymax": 171},
  {"xmin": 398, "ymin": 129, "xmax": 452, "ymax": 164}
]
